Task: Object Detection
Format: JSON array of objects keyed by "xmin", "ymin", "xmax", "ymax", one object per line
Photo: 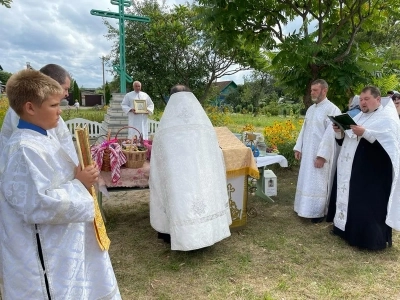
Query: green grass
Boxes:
[
  {"xmin": 60, "ymin": 107, "xmax": 106, "ymax": 123},
  {"xmin": 104, "ymin": 166, "xmax": 400, "ymax": 300},
  {"xmin": 226, "ymin": 114, "xmax": 290, "ymax": 133}
]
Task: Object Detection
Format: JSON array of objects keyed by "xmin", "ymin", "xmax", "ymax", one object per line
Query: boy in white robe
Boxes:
[
  {"xmin": 0, "ymin": 69, "xmax": 120, "ymax": 299},
  {"xmin": 0, "ymin": 64, "xmax": 78, "ymax": 165}
]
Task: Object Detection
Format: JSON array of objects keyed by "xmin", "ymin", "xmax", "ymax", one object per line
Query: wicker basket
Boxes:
[
  {"xmin": 115, "ymin": 126, "xmax": 148, "ymax": 169},
  {"xmin": 90, "ymin": 135, "xmax": 113, "ymax": 172}
]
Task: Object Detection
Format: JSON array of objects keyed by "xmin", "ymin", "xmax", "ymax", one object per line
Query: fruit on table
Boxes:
[{"xmin": 266, "ymin": 146, "xmax": 279, "ymax": 153}]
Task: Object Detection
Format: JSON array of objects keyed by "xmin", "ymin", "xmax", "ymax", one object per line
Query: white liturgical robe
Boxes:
[
  {"xmin": 333, "ymin": 98, "xmax": 400, "ymax": 231},
  {"xmin": 149, "ymin": 92, "xmax": 232, "ymax": 251},
  {"xmin": 0, "ymin": 129, "xmax": 120, "ymax": 299},
  {"xmin": 294, "ymin": 98, "xmax": 341, "ymax": 218},
  {"xmin": 121, "ymin": 91, "xmax": 154, "ymax": 140}
]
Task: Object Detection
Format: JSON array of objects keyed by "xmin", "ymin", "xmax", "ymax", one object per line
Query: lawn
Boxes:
[{"xmin": 104, "ymin": 166, "xmax": 400, "ymax": 300}]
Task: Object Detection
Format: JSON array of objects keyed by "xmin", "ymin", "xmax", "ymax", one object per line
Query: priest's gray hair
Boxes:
[
  {"xmin": 170, "ymin": 84, "xmax": 191, "ymax": 95},
  {"xmin": 311, "ymin": 79, "xmax": 328, "ymax": 90},
  {"xmin": 39, "ymin": 64, "xmax": 71, "ymax": 85}
]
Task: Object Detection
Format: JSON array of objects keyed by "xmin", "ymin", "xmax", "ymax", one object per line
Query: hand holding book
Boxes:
[{"xmin": 328, "ymin": 113, "xmax": 357, "ymax": 132}]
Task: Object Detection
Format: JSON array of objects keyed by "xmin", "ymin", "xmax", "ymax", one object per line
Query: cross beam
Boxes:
[
  {"xmin": 90, "ymin": 10, "xmax": 150, "ymax": 23},
  {"xmin": 91, "ymin": 0, "xmax": 150, "ymax": 93}
]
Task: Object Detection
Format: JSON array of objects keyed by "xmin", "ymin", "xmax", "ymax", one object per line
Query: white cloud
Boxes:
[{"xmin": 0, "ymin": 0, "xmax": 188, "ymax": 87}]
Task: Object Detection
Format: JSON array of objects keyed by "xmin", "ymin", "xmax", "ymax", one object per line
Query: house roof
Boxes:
[{"xmin": 213, "ymin": 80, "xmax": 237, "ymax": 92}]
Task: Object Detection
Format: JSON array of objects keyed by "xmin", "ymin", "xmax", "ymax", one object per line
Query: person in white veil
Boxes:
[
  {"xmin": 347, "ymin": 95, "xmax": 361, "ymax": 117},
  {"xmin": 328, "ymin": 86, "xmax": 400, "ymax": 250},
  {"xmin": 149, "ymin": 84, "xmax": 232, "ymax": 251}
]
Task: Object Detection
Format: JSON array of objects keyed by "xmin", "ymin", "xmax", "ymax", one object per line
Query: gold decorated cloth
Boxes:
[
  {"xmin": 75, "ymin": 126, "xmax": 111, "ymax": 251},
  {"xmin": 214, "ymin": 127, "xmax": 259, "ymax": 179}
]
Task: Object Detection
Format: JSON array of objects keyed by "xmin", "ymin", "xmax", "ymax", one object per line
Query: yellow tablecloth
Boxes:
[{"xmin": 214, "ymin": 127, "xmax": 259, "ymax": 179}]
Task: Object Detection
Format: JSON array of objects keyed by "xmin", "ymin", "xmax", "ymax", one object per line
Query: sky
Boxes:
[
  {"xmin": 0, "ymin": 0, "xmax": 302, "ymax": 88},
  {"xmin": 0, "ymin": 0, "xmax": 192, "ymax": 88}
]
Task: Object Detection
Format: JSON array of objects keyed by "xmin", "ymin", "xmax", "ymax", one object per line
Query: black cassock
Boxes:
[{"xmin": 327, "ymin": 138, "xmax": 393, "ymax": 250}]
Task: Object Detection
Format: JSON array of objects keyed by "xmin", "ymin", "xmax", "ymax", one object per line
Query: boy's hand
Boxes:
[{"xmin": 75, "ymin": 164, "xmax": 99, "ymax": 190}]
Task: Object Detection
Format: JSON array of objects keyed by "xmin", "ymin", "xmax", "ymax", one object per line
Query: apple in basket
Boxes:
[{"xmin": 122, "ymin": 140, "xmax": 137, "ymax": 151}]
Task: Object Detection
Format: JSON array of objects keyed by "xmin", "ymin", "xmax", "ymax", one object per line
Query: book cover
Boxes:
[{"xmin": 328, "ymin": 113, "xmax": 357, "ymax": 131}]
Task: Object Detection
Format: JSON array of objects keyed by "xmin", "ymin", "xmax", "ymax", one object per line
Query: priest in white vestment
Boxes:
[
  {"xmin": 329, "ymin": 87, "xmax": 400, "ymax": 250},
  {"xmin": 0, "ymin": 69, "xmax": 120, "ymax": 299},
  {"xmin": 294, "ymin": 79, "xmax": 341, "ymax": 222},
  {"xmin": 121, "ymin": 81, "xmax": 154, "ymax": 140},
  {"xmin": 149, "ymin": 85, "xmax": 232, "ymax": 251}
]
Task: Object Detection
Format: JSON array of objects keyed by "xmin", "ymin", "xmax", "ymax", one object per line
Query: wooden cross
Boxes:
[{"xmin": 91, "ymin": 0, "xmax": 150, "ymax": 93}]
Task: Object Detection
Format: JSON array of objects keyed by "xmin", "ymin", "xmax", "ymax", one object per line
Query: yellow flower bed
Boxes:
[
  {"xmin": 241, "ymin": 123, "xmax": 255, "ymax": 133},
  {"xmin": 205, "ymin": 106, "xmax": 232, "ymax": 127},
  {"xmin": 0, "ymin": 95, "xmax": 9, "ymax": 127},
  {"xmin": 263, "ymin": 119, "xmax": 303, "ymax": 148}
]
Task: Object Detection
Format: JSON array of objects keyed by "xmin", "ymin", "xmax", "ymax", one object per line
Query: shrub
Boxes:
[
  {"xmin": 263, "ymin": 118, "xmax": 304, "ymax": 167},
  {"xmin": 205, "ymin": 106, "xmax": 232, "ymax": 127}
]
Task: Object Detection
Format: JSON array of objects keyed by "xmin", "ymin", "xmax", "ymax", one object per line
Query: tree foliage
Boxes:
[
  {"xmin": 105, "ymin": 82, "xmax": 111, "ymax": 105},
  {"xmin": 198, "ymin": 0, "xmax": 400, "ymax": 108},
  {"xmin": 104, "ymin": 0, "xmax": 248, "ymax": 105},
  {"xmin": 0, "ymin": 70, "xmax": 12, "ymax": 85},
  {"xmin": 224, "ymin": 71, "xmax": 284, "ymax": 113},
  {"xmin": 73, "ymin": 80, "xmax": 81, "ymax": 104},
  {"xmin": 0, "ymin": 0, "xmax": 12, "ymax": 8}
]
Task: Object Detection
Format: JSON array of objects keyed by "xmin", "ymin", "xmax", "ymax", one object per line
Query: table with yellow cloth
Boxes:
[{"xmin": 215, "ymin": 127, "xmax": 259, "ymax": 229}]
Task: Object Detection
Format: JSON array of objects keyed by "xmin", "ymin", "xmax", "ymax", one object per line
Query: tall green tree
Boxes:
[
  {"xmin": 73, "ymin": 80, "xmax": 81, "ymax": 105},
  {"xmin": 198, "ymin": 0, "xmax": 400, "ymax": 108},
  {"xmin": 104, "ymin": 0, "xmax": 248, "ymax": 105},
  {"xmin": 105, "ymin": 82, "xmax": 111, "ymax": 105}
]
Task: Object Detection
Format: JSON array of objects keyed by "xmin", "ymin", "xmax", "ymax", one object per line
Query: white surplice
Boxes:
[
  {"xmin": 333, "ymin": 98, "xmax": 400, "ymax": 231},
  {"xmin": 294, "ymin": 98, "xmax": 341, "ymax": 218},
  {"xmin": 121, "ymin": 91, "xmax": 154, "ymax": 140},
  {"xmin": 0, "ymin": 107, "xmax": 78, "ymax": 165},
  {"xmin": 149, "ymin": 92, "xmax": 232, "ymax": 251},
  {"xmin": 0, "ymin": 129, "xmax": 120, "ymax": 300}
]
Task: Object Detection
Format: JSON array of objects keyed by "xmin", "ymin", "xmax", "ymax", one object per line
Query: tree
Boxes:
[
  {"xmin": 104, "ymin": 0, "xmax": 249, "ymax": 105},
  {"xmin": 224, "ymin": 71, "xmax": 284, "ymax": 113},
  {"xmin": 73, "ymin": 80, "xmax": 81, "ymax": 105},
  {"xmin": 198, "ymin": 0, "xmax": 400, "ymax": 108},
  {"xmin": 0, "ymin": 0, "xmax": 12, "ymax": 8},
  {"xmin": 105, "ymin": 82, "xmax": 111, "ymax": 105},
  {"xmin": 0, "ymin": 70, "xmax": 12, "ymax": 85}
]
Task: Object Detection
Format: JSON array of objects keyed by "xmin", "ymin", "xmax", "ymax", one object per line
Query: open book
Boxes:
[{"xmin": 328, "ymin": 113, "xmax": 357, "ymax": 131}]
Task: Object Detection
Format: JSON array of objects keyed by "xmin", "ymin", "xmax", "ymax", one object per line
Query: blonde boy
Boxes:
[{"xmin": 0, "ymin": 70, "xmax": 120, "ymax": 299}]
